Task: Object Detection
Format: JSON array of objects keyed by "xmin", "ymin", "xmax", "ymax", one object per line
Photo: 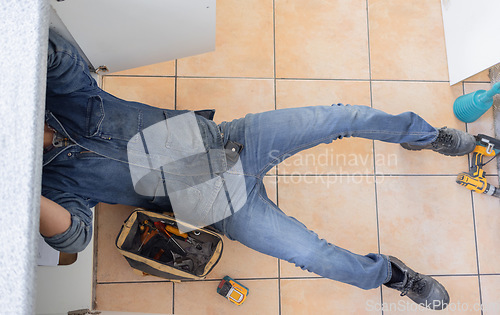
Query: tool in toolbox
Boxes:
[
  {"xmin": 140, "ymin": 220, "xmax": 187, "ymax": 256},
  {"xmin": 162, "ymin": 221, "xmax": 203, "ymax": 250},
  {"xmin": 136, "ymin": 218, "xmax": 214, "ymax": 273},
  {"xmin": 137, "ymin": 224, "xmax": 157, "ymax": 252},
  {"xmin": 116, "ymin": 210, "xmax": 224, "ymax": 281},
  {"xmin": 456, "ymin": 134, "xmax": 500, "ymax": 198},
  {"xmin": 217, "ymin": 276, "xmax": 249, "ymax": 306}
]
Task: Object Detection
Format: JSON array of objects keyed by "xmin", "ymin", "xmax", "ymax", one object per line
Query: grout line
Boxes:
[
  {"xmin": 97, "ymin": 280, "xmax": 175, "ymax": 285},
  {"xmin": 104, "ymin": 74, "xmax": 176, "ymax": 78},
  {"xmin": 471, "ymin": 192, "xmax": 485, "ymax": 315},
  {"xmin": 178, "ymin": 77, "xmax": 454, "ymax": 84},
  {"xmin": 463, "ymin": 81, "xmax": 484, "ymax": 315},
  {"xmin": 365, "ymin": 0, "xmax": 385, "ymax": 311},
  {"xmin": 273, "ymin": 173, "xmax": 467, "ymax": 177},
  {"xmin": 174, "ymin": 59, "xmax": 178, "ymax": 110},
  {"xmin": 95, "ymin": 272, "xmax": 500, "ymax": 286},
  {"xmin": 463, "ymin": 80, "xmax": 492, "ymax": 84},
  {"xmin": 273, "ymin": 2, "xmax": 282, "ymax": 315},
  {"xmin": 181, "ymin": 75, "xmax": 275, "ymax": 80},
  {"xmin": 273, "ymin": 0, "xmax": 277, "ymax": 113},
  {"xmin": 102, "ymin": 73, "xmax": 491, "ymax": 85},
  {"xmin": 103, "ymin": 73, "xmax": 457, "ymax": 83},
  {"xmin": 364, "ymin": 0, "xmax": 380, "ymax": 257},
  {"xmin": 172, "ymin": 282, "xmax": 175, "ymax": 314},
  {"xmin": 429, "ymin": 273, "xmax": 493, "ymax": 278}
]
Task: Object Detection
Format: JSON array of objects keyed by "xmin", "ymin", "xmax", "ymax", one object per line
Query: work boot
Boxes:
[
  {"xmin": 400, "ymin": 127, "xmax": 475, "ymax": 156},
  {"xmin": 385, "ymin": 256, "xmax": 449, "ymax": 310}
]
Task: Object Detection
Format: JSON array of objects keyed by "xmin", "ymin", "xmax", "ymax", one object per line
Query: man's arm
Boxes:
[
  {"xmin": 39, "ymin": 195, "xmax": 71, "ymax": 237},
  {"xmin": 40, "ymin": 190, "xmax": 93, "ymax": 253}
]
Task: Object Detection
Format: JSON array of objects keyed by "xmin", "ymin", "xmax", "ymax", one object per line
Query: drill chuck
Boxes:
[
  {"xmin": 456, "ymin": 172, "xmax": 500, "ymax": 198},
  {"xmin": 494, "ymin": 188, "xmax": 500, "ymax": 198}
]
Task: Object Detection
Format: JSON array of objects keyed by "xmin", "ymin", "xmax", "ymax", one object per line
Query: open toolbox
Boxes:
[{"xmin": 116, "ymin": 209, "xmax": 223, "ymax": 281}]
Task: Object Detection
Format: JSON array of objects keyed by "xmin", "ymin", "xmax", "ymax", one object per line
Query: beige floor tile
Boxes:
[
  {"xmin": 377, "ymin": 176, "xmax": 477, "ymax": 275},
  {"xmin": 102, "ymin": 76, "xmax": 175, "ymax": 109},
  {"xmin": 276, "ymin": 80, "xmax": 374, "ymax": 174},
  {"xmin": 176, "ymin": 78, "xmax": 274, "ymax": 124},
  {"xmin": 474, "ymin": 176, "xmax": 500, "ymax": 274},
  {"xmin": 174, "ymin": 279, "xmax": 279, "ymax": 315},
  {"xmin": 109, "ymin": 60, "xmax": 175, "ymax": 76},
  {"xmin": 207, "ymin": 236, "xmax": 278, "ymax": 280},
  {"xmin": 381, "ymin": 276, "xmax": 480, "ymax": 314},
  {"xmin": 374, "ymin": 143, "xmax": 468, "ymax": 175},
  {"xmin": 281, "ymin": 278, "xmax": 382, "ymax": 314},
  {"xmin": 276, "ymin": 80, "xmax": 372, "ymax": 109},
  {"xmin": 480, "ymin": 275, "xmax": 500, "ymax": 315},
  {"xmin": 368, "ymin": 0, "xmax": 448, "ymax": 81},
  {"xmin": 278, "ymin": 175, "xmax": 378, "ymax": 278},
  {"xmin": 95, "ymin": 282, "xmax": 173, "ymax": 313},
  {"xmin": 276, "ymin": 80, "xmax": 371, "ymax": 109},
  {"xmin": 372, "ymin": 81, "xmax": 464, "ymax": 131},
  {"xmin": 96, "ymin": 204, "xmax": 164, "ymax": 283},
  {"xmin": 177, "ymin": 0, "xmax": 274, "ymax": 78},
  {"xmin": 465, "ymin": 69, "xmax": 491, "ymax": 83},
  {"xmin": 372, "ymin": 81, "xmax": 467, "ymax": 174},
  {"xmin": 275, "ymin": 0, "xmax": 369, "ymax": 79}
]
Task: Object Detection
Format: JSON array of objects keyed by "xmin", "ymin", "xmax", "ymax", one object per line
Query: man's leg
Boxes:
[
  {"xmin": 218, "ymin": 104, "xmax": 453, "ymax": 309},
  {"xmin": 214, "ymin": 179, "xmax": 449, "ymax": 310},
  {"xmin": 215, "ymin": 180, "xmax": 390, "ymax": 290},
  {"xmin": 222, "ymin": 104, "xmax": 439, "ymax": 176},
  {"xmin": 221, "ymin": 104, "xmax": 473, "ymax": 177}
]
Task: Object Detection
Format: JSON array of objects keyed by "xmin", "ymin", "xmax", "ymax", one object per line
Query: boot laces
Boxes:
[
  {"xmin": 400, "ymin": 273, "xmax": 426, "ymax": 297},
  {"xmin": 432, "ymin": 130, "xmax": 453, "ymax": 148}
]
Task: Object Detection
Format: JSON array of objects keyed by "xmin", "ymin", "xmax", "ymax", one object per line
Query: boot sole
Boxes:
[{"xmin": 400, "ymin": 144, "xmax": 472, "ymax": 157}]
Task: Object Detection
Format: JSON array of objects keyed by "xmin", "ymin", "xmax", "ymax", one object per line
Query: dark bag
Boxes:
[{"xmin": 116, "ymin": 209, "xmax": 223, "ymax": 281}]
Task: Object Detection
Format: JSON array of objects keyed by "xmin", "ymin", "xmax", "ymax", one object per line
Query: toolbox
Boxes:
[{"xmin": 116, "ymin": 209, "xmax": 223, "ymax": 281}]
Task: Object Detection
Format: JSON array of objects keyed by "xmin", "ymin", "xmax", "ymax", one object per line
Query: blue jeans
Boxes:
[
  {"xmin": 213, "ymin": 104, "xmax": 438, "ymax": 290},
  {"xmin": 46, "ymin": 29, "xmax": 439, "ymax": 287}
]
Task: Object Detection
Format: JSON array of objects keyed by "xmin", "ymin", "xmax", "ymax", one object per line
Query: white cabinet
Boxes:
[
  {"xmin": 49, "ymin": 0, "xmax": 216, "ymax": 73},
  {"xmin": 441, "ymin": 0, "xmax": 500, "ymax": 85}
]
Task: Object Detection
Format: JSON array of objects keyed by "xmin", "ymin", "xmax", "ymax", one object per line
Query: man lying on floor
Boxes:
[{"xmin": 41, "ymin": 30, "xmax": 476, "ymax": 310}]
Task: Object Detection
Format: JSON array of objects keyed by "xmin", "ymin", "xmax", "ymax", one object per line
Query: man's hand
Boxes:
[{"xmin": 40, "ymin": 196, "xmax": 71, "ymax": 237}]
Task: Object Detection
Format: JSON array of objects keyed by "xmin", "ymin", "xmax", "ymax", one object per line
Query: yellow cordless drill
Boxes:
[{"xmin": 456, "ymin": 134, "xmax": 500, "ymax": 198}]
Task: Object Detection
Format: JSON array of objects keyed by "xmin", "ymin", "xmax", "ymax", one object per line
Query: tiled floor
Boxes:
[{"xmin": 94, "ymin": 0, "xmax": 500, "ymax": 314}]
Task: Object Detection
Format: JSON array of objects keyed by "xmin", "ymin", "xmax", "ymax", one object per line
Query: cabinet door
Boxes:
[{"xmin": 50, "ymin": 0, "xmax": 215, "ymax": 73}]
